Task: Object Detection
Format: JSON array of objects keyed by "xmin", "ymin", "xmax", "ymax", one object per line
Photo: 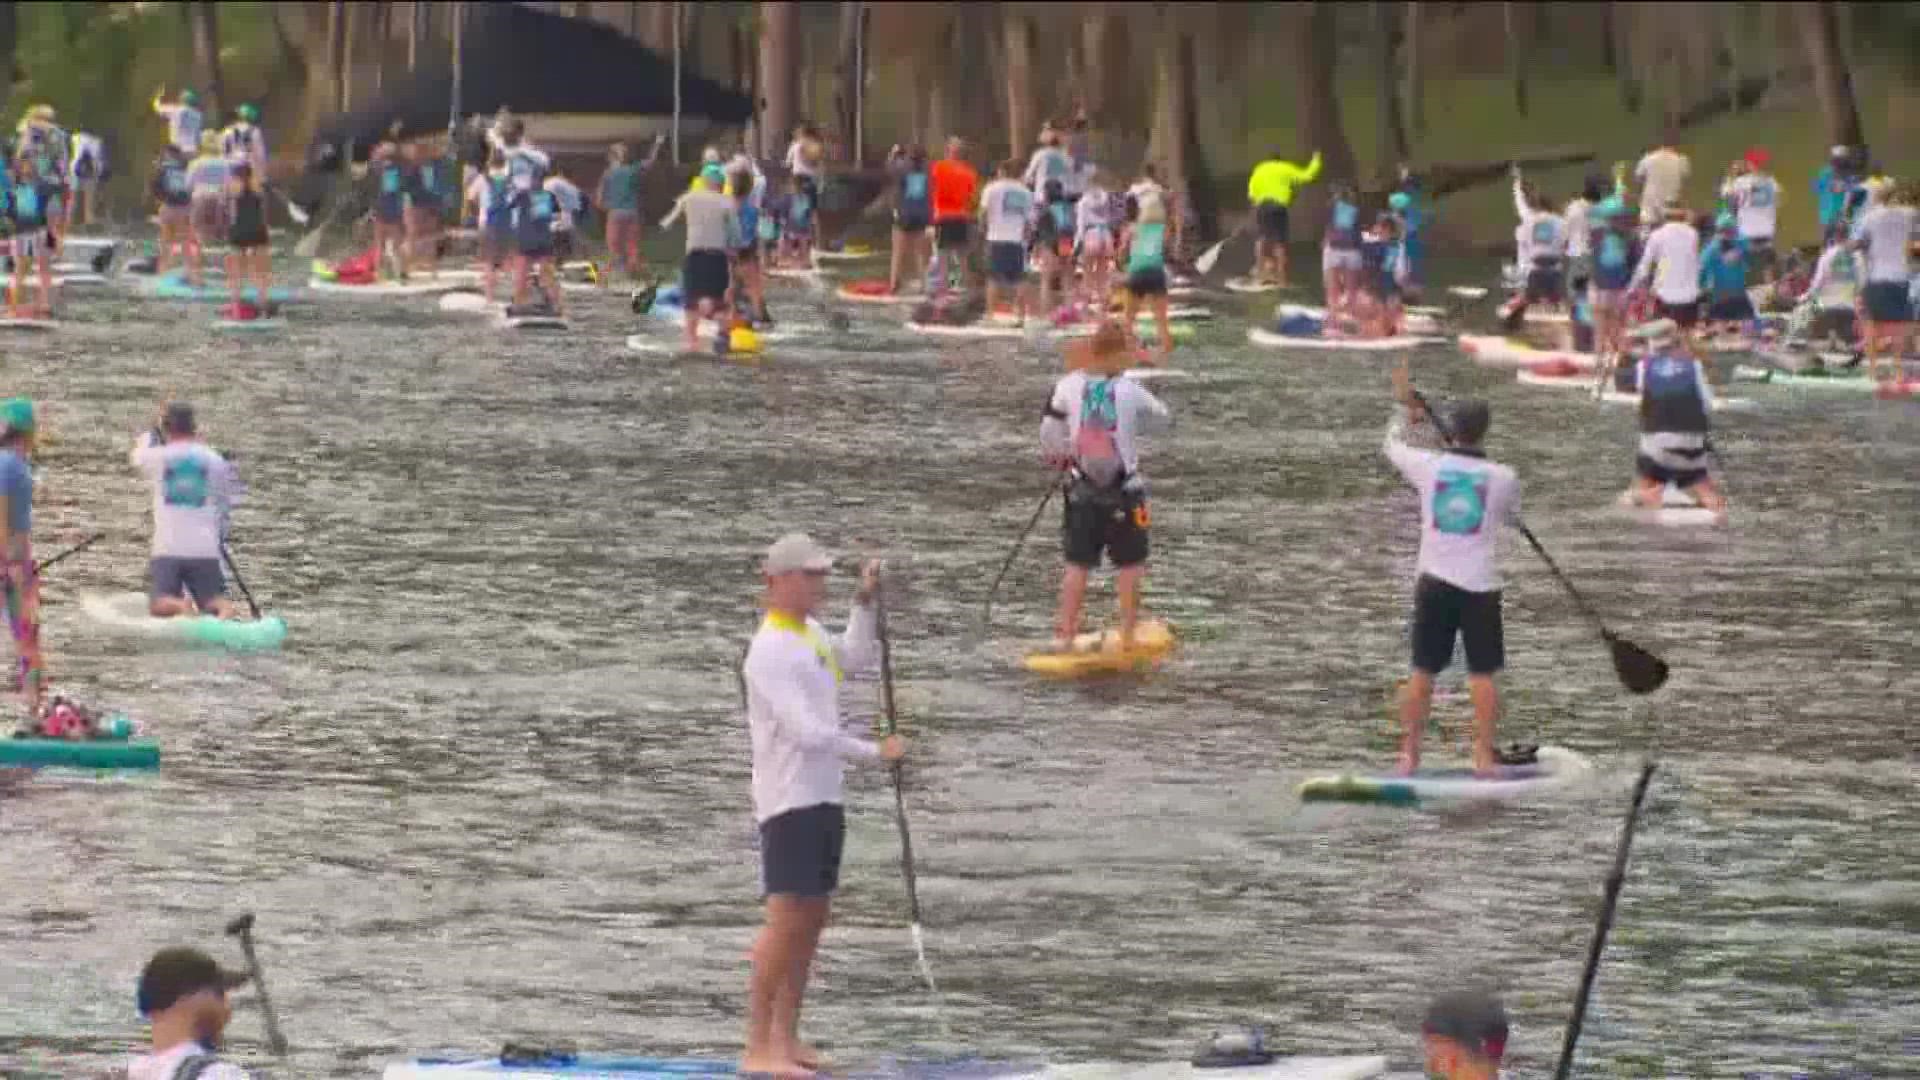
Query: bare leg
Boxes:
[
  {"xmin": 1687, "ymin": 478, "xmax": 1729, "ymax": 520},
  {"xmin": 683, "ymin": 301, "xmax": 699, "ymax": 352},
  {"xmin": 227, "ymin": 250, "xmax": 242, "ymax": 312},
  {"xmin": 1629, "ymin": 475, "xmax": 1666, "ymax": 507},
  {"xmin": 742, "ymin": 895, "xmax": 830, "ymax": 1077},
  {"xmin": 1275, "ymin": 243, "xmax": 1290, "ymax": 289},
  {"xmin": 35, "ymin": 253, "xmax": 50, "ymax": 317},
  {"xmin": 149, "ymin": 594, "xmax": 197, "ymax": 618},
  {"xmin": 1115, "ymin": 562, "xmax": 1145, "ymax": 648},
  {"xmin": 1055, "ymin": 563, "xmax": 1091, "ymax": 649},
  {"xmin": 1397, "ymin": 670, "xmax": 1435, "ymax": 773},
  {"xmin": 1466, "ymin": 674, "xmax": 1501, "ymax": 774},
  {"xmin": 888, "ymin": 228, "xmax": 906, "ymax": 294},
  {"xmin": 1153, "ymin": 293, "xmax": 1172, "ymax": 356}
]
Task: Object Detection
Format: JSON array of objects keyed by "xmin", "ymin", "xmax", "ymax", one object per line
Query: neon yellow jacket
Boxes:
[{"xmin": 1248, "ymin": 152, "xmax": 1323, "ymax": 207}]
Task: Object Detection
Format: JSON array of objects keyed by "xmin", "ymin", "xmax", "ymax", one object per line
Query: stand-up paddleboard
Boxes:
[
  {"xmin": 308, "ymin": 276, "xmax": 466, "ymax": 297},
  {"xmin": 1095, "ymin": 304, "xmax": 1215, "ymax": 322},
  {"xmin": 1248, "ymin": 327, "xmax": 1440, "ymax": 352},
  {"xmin": 385, "ymin": 1051, "xmax": 1386, "ymax": 1078},
  {"xmin": 837, "ymin": 279, "xmax": 916, "ymax": 304},
  {"xmin": 142, "ymin": 276, "xmax": 292, "ymax": 304},
  {"xmin": 1057, "ymin": 320, "xmax": 1198, "ymax": 342},
  {"xmin": 53, "ymin": 272, "xmax": 109, "ymax": 288},
  {"xmin": 1528, "ymin": 373, "xmax": 1760, "ymax": 410},
  {"xmin": 1225, "ymin": 276, "xmax": 1283, "ymax": 294},
  {"xmin": 1299, "ymin": 746, "xmax": 1590, "ymax": 806},
  {"xmin": 766, "ymin": 265, "xmax": 826, "ymax": 281},
  {"xmin": 1616, "ymin": 486, "xmax": 1724, "ymax": 527},
  {"xmin": 811, "ymin": 244, "xmax": 876, "ymax": 263},
  {"xmin": 907, "ymin": 319, "xmax": 1031, "ymax": 339},
  {"xmin": 623, "ymin": 333, "xmax": 765, "ymax": 360},
  {"xmin": 497, "ymin": 311, "xmax": 570, "ymax": 331},
  {"xmin": 1023, "ymin": 619, "xmax": 1177, "ymax": 678},
  {"xmin": 1458, "ymin": 334, "xmax": 1599, "ymax": 371},
  {"xmin": 79, "ymin": 592, "xmax": 287, "ymax": 652},
  {"xmin": 1447, "ymin": 285, "xmax": 1489, "ymax": 300},
  {"xmin": 1125, "ymin": 367, "xmax": 1194, "ymax": 381},
  {"xmin": 1277, "ymin": 305, "xmax": 1439, "ymax": 335},
  {"xmin": 1, "ymin": 731, "xmax": 159, "ymax": 770},
  {"xmin": 0, "ymin": 317, "xmax": 57, "ymax": 332},
  {"xmin": 212, "ymin": 316, "xmax": 287, "ymax": 333},
  {"xmin": 439, "ymin": 291, "xmax": 503, "ymax": 316},
  {"xmin": 1733, "ymin": 362, "xmax": 1888, "ymax": 392}
]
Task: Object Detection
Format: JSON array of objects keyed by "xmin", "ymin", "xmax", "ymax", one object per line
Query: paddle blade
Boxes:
[
  {"xmin": 1606, "ymin": 633, "xmax": 1669, "ymax": 694},
  {"xmin": 1194, "ymin": 238, "xmax": 1228, "ymax": 275}
]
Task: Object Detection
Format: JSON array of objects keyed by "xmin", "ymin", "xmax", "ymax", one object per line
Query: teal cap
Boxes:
[
  {"xmin": 0, "ymin": 397, "xmax": 35, "ymax": 435},
  {"xmin": 1716, "ymin": 212, "xmax": 1736, "ymax": 230},
  {"xmin": 237, "ymin": 103, "xmax": 259, "ymax": 122},
  {"xmin": 181, "ymin": 89, "xmax": 200, "ymax": 107},
  {"xmin": 700, "ymin": 163, "xmax": 726, "ymax": 186},
  {"xmin": 1388, "ymin": 191, "xmax": 1411, "ymax": 211},
  {"xmin": 1599, "ymin": 197, "xmax": 1628, "ymax": 219}
]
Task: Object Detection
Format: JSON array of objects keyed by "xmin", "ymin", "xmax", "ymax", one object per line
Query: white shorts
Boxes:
[
  {"xmin": 10, "ymin": 230, "xmax": 47, "ymax": 260},
  {"xmin": 1077, "ymin": 228, "xmax": 1113, "ymax": 260},
  {"xmin": 1322, "ymin": 247, "xmax": 1362, "ymax": 273}
]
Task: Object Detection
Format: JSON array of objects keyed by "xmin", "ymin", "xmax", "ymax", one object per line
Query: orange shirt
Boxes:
[{"xmin": 929, "ymin": 158, "xmax": 979, "ymax": 221}]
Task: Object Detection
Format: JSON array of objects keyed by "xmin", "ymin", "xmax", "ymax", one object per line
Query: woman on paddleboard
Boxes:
[
  {"xmin": 1041, "ymin": 322, "xmax": 1169, "ymax": 652},
  {"xmin": 1387, "ymin": 362, "xmax": 1519, "ymax": 775},
  {"xmin": 739, "ymin": 534, "xmax": 903, "ymax": 1077},
  {"xmin": 223, "ymin": 163, "xmax": 272, "ymax": 320},
  {"xmin": 0, "ymin": 399, "xmax": 45, "ymax": 724}
]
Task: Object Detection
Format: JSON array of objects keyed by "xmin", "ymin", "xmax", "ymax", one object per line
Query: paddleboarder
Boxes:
[
  {"xmin": 1421, "ymin": 990, "xmax": 1509, "ymax": 1080},
  {"xmin": 740, "ymin": 534, "xmax": 904, "ymax": 1078},
  {"xmin": 1247, "ymin": 147, "xmax": 1322, "ymax": 286},
  {"xmin": 1625, "ymin": 319, "xmax": 1728, "ymax": 521},
  {"xmin": 0, "ymin": 399, "xmax": 45, "ymax": 723},
  {"xmin": 131, "ymin": 403, "xmax": 243, "ymax": 620},
  {"xmin": 127, "ymin": 946, "xmax": 254, "ymax": 1079},
  {"xmin": 1041, "ymin": 322, "xmax": 1170, "ymax": 652},
  {"xmin": 1387, "ymin": 361, "xmax": 1519, "ymax": 776}
]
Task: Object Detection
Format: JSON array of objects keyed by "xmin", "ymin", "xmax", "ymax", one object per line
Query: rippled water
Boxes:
[{"xmin": 1, "ymin": 255, "xmax": 1916, "ymax": 1078}]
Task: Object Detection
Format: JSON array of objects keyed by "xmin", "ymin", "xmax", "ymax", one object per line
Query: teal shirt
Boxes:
[
  {"xmin": 1127, "ymin": 221, "xmax": 1167, "ymax": 275},
  {"xmin": 601, "ymin": 162, "xmax": 641, "ymax": 213}
]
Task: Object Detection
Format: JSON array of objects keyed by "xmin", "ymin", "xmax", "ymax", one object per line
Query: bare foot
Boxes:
[
  {"xmin": 1395, "ymin": 745, "xmax": 1420, "ymax": 776},
  {"xmin": 738, "ymin": 1056, "xmax": 815, "ymax": 1079},
  {"xmin": 792, "ymin": 1044, "xmax": 829, "ymax": 1069}
]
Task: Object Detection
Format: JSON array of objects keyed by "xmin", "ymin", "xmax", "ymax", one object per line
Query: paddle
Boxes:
[
  {"xmin": 1193, "ymin": 223, "xmax": 1246, "ymax": 276},
  {"xmin": 875, "ymin": 576, "xmax": 940, "ymax": 1002},
  {"xmin": 981, "ymin": 478, "xmax": 1061, "ymax": 627},
  {"xmin": 1553, "ymin": 762, "xmax": 1657, "ymax": 1080},
  {"xmin": 34, "ymin": 530, "xmax": 104, "ymax": 574},
  {"xmin": 223, "ymin": 912, "xmax": 290, "ymax": 1055},
  {"xmin": 1406, "ymin": 382, "xmax": 1669, "ymax": 694},
  {"xmin": 219, "ymin": 542, "xmax": 262, "ymax": 620}
]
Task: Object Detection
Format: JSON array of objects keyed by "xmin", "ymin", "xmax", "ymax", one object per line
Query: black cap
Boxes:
[
  {"xmin": 1422, "ymin": 990, "xmax": 1509, "ymax": 1062},
  {"xmin": 162, "ymin": 403, "xmax": 196, "ymax": 436},
  {"xmin": 1446, "ymin": 399, "xmax": 1491, "ymax": 446},
  {"xmin": 137, "ymin": 947, "xmax": 249, "ymax": 1016}
]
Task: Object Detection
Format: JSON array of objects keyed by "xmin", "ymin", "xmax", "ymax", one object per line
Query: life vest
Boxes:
[
  {"xmin": 1073, "ymin": 376, "xmax": 1127, "ymax": 488},
  {"xmin": 1326, "ymin": 200, "xmax": 1360, "ymax": 249},
  {"xmin": 1639, "ymin": 354, "xmax": 1710, "ymax": 434},
  {"xmin": 898, "ymin": 169, "xmax": 930, "ymax": 220}
]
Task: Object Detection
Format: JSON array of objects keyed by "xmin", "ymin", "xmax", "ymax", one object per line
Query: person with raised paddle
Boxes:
[
  {"xmin": 1624, "ymin": 319, "xmax": 1729, "ymax": 522},
  {"xmin": 1247, "ymin": 146, "xmax": 1321, "ymax": 287},
  {"xmin": 1387, "ymin": 361, "xmax": 1520, "ymax": 776},
  {"xmin": 1421, "ymin": 990, "xmax": 1510, "ymax": 1080},
  {"xmin": 740, "ymin": 534, "xmax": 904, "ymax": 1078},
  {"xmin": 1040, "ymin": 322, "xmax": 1170, "ymax": 653},
  {"xmin": 131, "ymin": 403, "xmax": 244, "ymax": 619},
  {"xmin": 0, "ymin": 399, "xmax": 47, "ymax": 724},
  {"xmin": 126, "ymin": 945, "xmax": 254, "ymax": 1079}
]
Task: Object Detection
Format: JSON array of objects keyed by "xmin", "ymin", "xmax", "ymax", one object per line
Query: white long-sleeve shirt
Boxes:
[
  {"xmin": 1385, "ymin": 406, "xmax": 1520, "ymax": 594},
  {"xmin": 1632, "ymin": 221, "xmax": 1703, "ymax": 305},
  {"xmin": 742, "ymin": 605, "xmax": 881, "ymax": 823},
  {"xmin": 1513, "ymin": 180, "xmax": 1567, "ymax": 264},
  {"xmin": 1564, "ymin": 197, "xmax": 1592, "ymax": 259},
  {"xmin": 1807, "ymin": 244, "xmax": 1861, "ymax": 309},
  {"xmin": 1041, "ymin": 371, "xmax": 1171, "ymax": 488},
  {"xmin": 131, "ymin": 433, "xmax": 243, "ymax": 559}
]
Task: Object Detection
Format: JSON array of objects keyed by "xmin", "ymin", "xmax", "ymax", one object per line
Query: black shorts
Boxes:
[
  {"xmin": 1127, "ymin": 268, "xmax": 1168, "ymax": 297},
  {"xmin": 988, "ymin": 241, "xmax": 1026, "ymax": 284},
  {"xmin": 1658, "ymin": 299, "xmax": 1700, "ymax": 329},
  {"xmin": 895, "ymin": 212, "xmax": 930, "ymax": 233},
  {"xmin": 684, "ymin": 248, "xmax": 731, "ymax": 303},
  {"xmin": 1256, "ymin": 203, "xmax": 1291, "ymax": 244},
  {"xmin": 1063, "ymin": 482, "xmax": 1149, "ymax": 569},
  {"xmin": 1410, "ymin": 573, "xmax": 1504, "ymax": 676},
  {"xmin": 552, "ymin": 230, "xmax": 575, "ymax": 261},
  {"xmin": 1635, "ymin": 455, "xmax": 1709, "ymax": 490},
  {"xmin": 1525, "ymin": 262, "xmax": 1566, "ymax": 305},
  {"xmin": 1743, "ymin": 237, "xmax": 1776, "ymax": 274},
  {"xmin": 1705, "ymin": 293, "xmax": 1755, "ymax": 322},
  {"xmin": 934, "ymin": 218, "xmax": 970, "ymax": 250},
  {"xmin": 759, "ymin": 803, "xmax": 845, "ymax": 898},
  {"xmin": 228, "ymin": 229, "xmax": 269, "ymax": 251},
  {"xmin": 1862, "ymin": 281, "xmax": 1912, "ymax": 323},
  {"xmin": 375, "ymin": 199, "xmax": 406, "ymax": 226},
  {"xmin": 1809, "ymin": 307, "xmax": 1857, "ymax": 341}
]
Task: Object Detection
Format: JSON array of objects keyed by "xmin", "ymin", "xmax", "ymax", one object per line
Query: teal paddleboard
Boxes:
[{"xmin": 1, "ymin": 733, "xmax": 159, "ymax": 770}]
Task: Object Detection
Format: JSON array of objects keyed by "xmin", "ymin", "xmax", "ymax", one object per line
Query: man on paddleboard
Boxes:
[
  {"xmin": 132, "ymin": 403, "xmax": 242, "ymax": 619},
  {"xmin": 1041, "ymin": 322, "xmax": 1169, "ymax": 651},
  {"xmin": 740, "ymin": 534, "xmax": 904, "ymax": 1077},
  {"xmin": 1422, "ymin": 990, "xmax": 1509, "ymax": 1080},
  {"xmin": 1388, "ymin": 363, "xmax": 1519, "ymax": 775},
  {"xmin": 1625, "ymin": 319, "xmax": 1728, "ymax": 521},
  {"xmin": 127, "ymin": 946, "xmax": 253, "ymax": 1079}
]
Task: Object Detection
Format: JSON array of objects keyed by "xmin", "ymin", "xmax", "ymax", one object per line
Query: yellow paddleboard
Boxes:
[{"xmin": 1021, "ymin": 619, "xmax": 1176, "ymax": 677}]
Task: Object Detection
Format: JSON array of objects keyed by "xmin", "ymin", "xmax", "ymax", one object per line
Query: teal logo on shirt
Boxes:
[
  {"xmin": 162, "ymin": 458, "xmax": 210, "ymax": 509},
  {"xmin": 1431, "ymin": 468, "xmax": 1488, "ymax": 536}
]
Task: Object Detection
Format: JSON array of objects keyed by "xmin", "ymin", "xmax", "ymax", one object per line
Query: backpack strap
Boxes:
[{"xmin": 171, "ymin": 1053, "xmax": 219, "ymax": 1080}]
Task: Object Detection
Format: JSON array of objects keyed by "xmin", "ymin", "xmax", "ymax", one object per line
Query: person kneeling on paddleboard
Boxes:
[
  {"xmin": 740, "ymin": 534, "xmax": 903, "ymax": 1077},
  {"xmin": 1626, "ymin": 319, "xmax": 1728, "ymax": 522},
  {"xmin": 1041, "ymin": 322, "xmax": 1170, "ymax": 652},
  {"xmin": 127, "ymin": 946, "xmax": 254, "ymax": 1079},
  {"xmin": 1422, "ymin": 990, "xmax": 1509, "ymax": 1080},
  {"xmin": 1387, "ymin": 363, "xmax": 1520, "ymax": 776},
  {"xmin": 132, "ymin": 403, "xmax": 243, "ymax": 620}
]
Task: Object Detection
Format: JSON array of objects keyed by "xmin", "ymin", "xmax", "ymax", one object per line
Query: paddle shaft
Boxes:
[
  {"xmin": 34, "ymin": 531, "xmax": 104, "ymax": 574},
  {"xmin": 1554, "ymin": 762, "xmax": 1657, "ymax": 1080},
  {"xmin": 220, "ymin": 543, "xmax": 262, "ymax": 620},
  {"xmin": 982, "ymin": 480, "xmax": 1059, "ymax": 625},
  {"xmin": 875, "ymin": 592, "xmax": 925, "ymax": 929},
  {"xmin": 225, "ymin": 915, "xmax": 290, "ymax": 1055}
]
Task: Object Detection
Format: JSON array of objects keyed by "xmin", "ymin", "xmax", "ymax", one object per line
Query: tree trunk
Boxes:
[
  {"xmin": 372, "ymin": 2, "xmax": 391, "ymax": 93},
  {"xmin": 1503, "ymin": 1, "xmax": 1528, "ymax": 117},
  {"xmin": 1403, "ymin": 0, "xmax": 1424, "ymax": 137},
  {"xmin": 759, "ymin": 1, "xmax": 801, "ymax": 159},
  {"xmin": 645, "ymin": 1, "xmax": 675, "ymax": 52},
  {"xmin": 1291, "ymin": 2, "xmax": 1358, "ymax": 184},
  {"xmin": 1373, "ymin": 0, "xmax": 1409, "ymax": 177},
  {"xmin": 1079, "ymin": 7, "xmax": 1109, "ymax": 122},
  {"xmin": 1003, "ymin": 9, "xmax": 1036, "ymax": 161},
  {"xmin": 836, "ymin": 1, "xmax": 861, "ymax": 162},
  {"xmin": 187, "ymin": 2, "xmax": 225, "ymax": 118},
  {"xmin": 0, "ymin": 3, "xmax": 15, "ymax": 88},
  {"xmin": 328, "ymin": 1, "xmax": 350, "ymax": 114},
  {"xmin": 1793, "ymin": 1, "xmax": 1863, "ymax": 151},
  {"xmin": 408, "ymin": 1, "xmax": 426, "ymax": 71}
]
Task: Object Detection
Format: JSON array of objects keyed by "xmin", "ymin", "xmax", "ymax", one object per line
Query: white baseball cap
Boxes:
[{"xmin": 764, "ymin": 533, "xmax": 833, "ymax": 575}]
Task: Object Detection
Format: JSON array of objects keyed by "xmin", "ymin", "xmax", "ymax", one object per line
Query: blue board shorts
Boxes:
[
  {"xmin": 759, "ymin": 802, "xmax": 845, "ymax": 898},
  {"xmin": 151, "ymin": 556, "xmax": 226, "ymax": 607},
  {"xmin": 1862, "ymin": 281, "xmax": 1911, "ymax": 323}
]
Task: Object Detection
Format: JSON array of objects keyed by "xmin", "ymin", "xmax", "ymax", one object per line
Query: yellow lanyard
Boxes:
[{"xmin": 763, "ymin": 610, "xmax": 841, "ymax": 683}]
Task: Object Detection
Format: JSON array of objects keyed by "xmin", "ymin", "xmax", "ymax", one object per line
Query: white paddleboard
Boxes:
[
  {"xmin": 1460, "ymin": 334, "xmax": 1599, "ymax": 371},
  {"xmin": 836, "ymin": 286, "xmax": 916, "ymax": 305},
  {"xmin": 1225, "ymin": 276, "xmax": 1283, "ymax": 294},
  {"xmin": 212, "ymin": 317, "xmax": 287, "ymax": 332},
  {"xmin": 384, "ymin": 1055, "xmax": 1388, "ymax": 1079},
  {"xmin": 907, "ymin": 320, "xmax": 1030, "ymax": 339},
  {"xmin": 1616, "ymin": 486, "xmax": 1724, "ymax": 527},
  {"xmin": 438, "ymin": 292, "xmax": 502, "ymax": 315},
  {"xmin": 810, "ymin": 247, "xmax": 878, "ymax": 263},
  {"xmin": 766, "ymin": 266, "xmax": 826, "ymax": 281},
  {"xmin": 1124, "ymin": 368, "xmax": 1193, "ymax": 381},
  {"xmin": 1248, "ymin": 326, "xmax": 1439, "ymax": 351},
  {"xmin": 307, "ymin": 277, "xmax": 465, "ymax": 297},
  {"xmin": 0, "ymin": 317, "xmax": 57, "ymax": 332},
  {"xmin": 53, "ymin": 272, "xmax": 108, "ymax": 287},
  {"xmin": 496, "ymin": 312, "xmax": 569, "ymax": 331},
  {"xmin": 1279, "ymin": 304, "xmax": 1438, "ymax": 335},
  {"xmin": 1447, "ymin": 285, "xmax": 1489, "ymax": 300},
  {"xmin": 1299, "ymin": 746, "xmax": 1591, "ymax": 805}
]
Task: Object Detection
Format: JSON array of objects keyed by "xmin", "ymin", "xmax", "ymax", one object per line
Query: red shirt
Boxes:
[{"xmin": 929, "ymin": 158, "xmax": 980, "ymax": 222}]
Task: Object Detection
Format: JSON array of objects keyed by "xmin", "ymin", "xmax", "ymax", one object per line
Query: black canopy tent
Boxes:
[{"xmin": 293, "ymin": 3, "xmax": 752, "ymax": 209}]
